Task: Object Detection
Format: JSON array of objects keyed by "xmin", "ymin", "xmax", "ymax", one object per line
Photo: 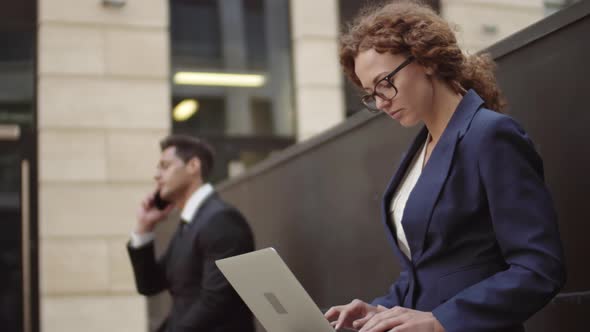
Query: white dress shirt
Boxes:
[
  {"xmin": 130, "ymin": 183, "xmax": 215, "ymax": 248},
  {"xmin": 390, "ymin": 136, "xmax": 429, "ymax": 260}
]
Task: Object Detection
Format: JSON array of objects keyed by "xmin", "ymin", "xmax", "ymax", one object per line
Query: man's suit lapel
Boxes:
[
  {"xmin": 167, "ymin": 193, "xmax": 217, "ymax": 273},
  {"xmin": 402, "ymin": 90, "xmax": 485, "ymax": 263},
  {"xmin": 184, "ymin": 192, "xmax": 218, "ymax": 234}
]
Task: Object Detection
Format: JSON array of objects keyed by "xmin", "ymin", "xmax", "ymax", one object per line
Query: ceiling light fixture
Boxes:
[
  {"xmin": 174, "ymin": 72, "xmax": 266, "ymax": 87},
  {"xmin": 173, "ymin": 99, "xmax": 199, "ymax": 122}
]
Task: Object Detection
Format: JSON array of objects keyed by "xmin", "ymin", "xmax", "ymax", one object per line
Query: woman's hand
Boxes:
[
  {"xmin": 358, "ymin": 306, "xmax": 445, "ymax": 332},
  {"xmin": 324, "ymin": 299, "xmax": 386, "ymax": 330}
]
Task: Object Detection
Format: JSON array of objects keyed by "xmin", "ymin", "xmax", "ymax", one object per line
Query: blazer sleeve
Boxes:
[
  {"xmin": 127, "ymin": 239, "xmax": 170, "ymax": 296},
  {"xmin": 432, "ymin": 116, "xmax": 566, "ymax": 332},
  {"xmin": 178, "ymin": 209, "xmax": 254, "ymax": 329},
  {"xmin": 371, "ymin": 269, "xmax": 409, "ymax": 308}
]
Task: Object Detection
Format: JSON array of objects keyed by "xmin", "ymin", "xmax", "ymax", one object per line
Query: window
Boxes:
[
  {"xmin": 0, "ymin": 6, "xmax": 36, "ymax": 128},
  {"xmin": 170, "ymin": 0, "xmax": 295, "ymax": 182}
]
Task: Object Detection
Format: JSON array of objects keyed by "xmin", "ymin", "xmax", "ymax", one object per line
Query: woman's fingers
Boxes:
[
  {"xmin": 353, "ymin": 311, "xmax": 376, "ymax": 329},
  {"xmin": 325, "ymin": 299, "xmax": 374, "ymax": 330},
  {"xmin": 360, "ymin": 307, "xmax": 407, "ymax": 332},
  {"xmin": 324, "ymin": 305, "xmax": 343, "ymax": 321}
]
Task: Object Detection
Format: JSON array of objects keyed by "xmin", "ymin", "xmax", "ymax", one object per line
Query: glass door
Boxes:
[
  {"xmin": 0, "ymin": 2, "xmax": 38, "ymax": 331},
  {"xmin": 0, "ymin": 124, "xmax": 35, "ymax": 332}
]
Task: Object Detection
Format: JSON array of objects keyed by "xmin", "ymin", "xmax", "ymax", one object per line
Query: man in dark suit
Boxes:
[{"xmin": 127, "ymin": 135, "xmax": 255, "ymax": 332}]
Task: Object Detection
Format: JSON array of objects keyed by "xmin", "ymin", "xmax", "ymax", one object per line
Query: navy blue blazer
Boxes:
[{"xmin": 371, "ymin": 90, "xmax": 566, "ymax": 332}]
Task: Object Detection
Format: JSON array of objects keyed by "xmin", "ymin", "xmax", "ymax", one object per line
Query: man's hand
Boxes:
[
  {"xmin": 135, "ymin": 191, "xmax": 174, "ymax": 234},
  {"xmin": 324, "ymin": 299, "xmax": 387, "ymax": 330},
  {"xmin": 358, "ymin": 306, "xmax": 445, "ymax": 332}
]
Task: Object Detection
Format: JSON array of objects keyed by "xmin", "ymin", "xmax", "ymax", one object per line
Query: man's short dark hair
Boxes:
[{"xmin": 160, "ymin": 135, "xmax": 215, "ymax": 180}]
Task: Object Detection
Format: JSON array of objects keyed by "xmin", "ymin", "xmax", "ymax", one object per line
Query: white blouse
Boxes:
[{"xmin": 390, "ymin": 136, "xmax": 430, "ymax": 260}]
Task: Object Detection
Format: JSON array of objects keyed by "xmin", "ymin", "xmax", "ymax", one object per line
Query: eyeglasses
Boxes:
[{"xmin": 361, "ymin": 56, "xmax": 414, "ymax": 113}]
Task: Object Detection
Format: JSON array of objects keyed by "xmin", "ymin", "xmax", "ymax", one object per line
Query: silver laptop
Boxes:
[{"xmin": 216, "ymin": 247, "xmax": 351, "ymax": 332}]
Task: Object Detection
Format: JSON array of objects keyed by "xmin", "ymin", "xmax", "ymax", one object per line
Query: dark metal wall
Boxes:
[
  {"xmin": 218, "ymin": 1, "xmax": 590, "ymax": 330},
  {"xmin": 222, "ymin": 114, "xmax": 417, "ymax": 306}
]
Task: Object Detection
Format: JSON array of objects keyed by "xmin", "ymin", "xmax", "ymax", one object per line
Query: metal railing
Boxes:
[{"xmin": 552, "ymin": 290, "xmax": 590, "ymax": 304}]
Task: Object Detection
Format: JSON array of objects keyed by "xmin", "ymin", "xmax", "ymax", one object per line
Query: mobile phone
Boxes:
[{"xmin": 153, "ymin": 191, "xmax": 170, "ymax": 210}]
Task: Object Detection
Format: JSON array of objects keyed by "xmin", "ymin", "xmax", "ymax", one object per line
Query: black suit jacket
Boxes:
[{"xmin": 127, "ymin": 193, "xmax": 255, "ymax": 332}]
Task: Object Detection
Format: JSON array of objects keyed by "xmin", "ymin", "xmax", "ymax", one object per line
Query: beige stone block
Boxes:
[
  {"xmin": 106, "ymin": 129, "xmax": 167, "ymax": 181},
  {"xmin": 42, "ymin": 295, "xmax": 146, "ymax": 332},
  {"xmin": 41, "ymin": 238, "xmax": 109, "ymax": 294},
  {"xmin": 40, "ymin": 183, "xmax": 153, "ymax": 237},
  {"xmin": 291, "ymin": 0, "xmax": 339, "ymax": 39},
  {"xmin": 296, "ymin": 87, "xmax": 344, "ymax": 141},
  {"xmin": 40, "ymin": 0, "xmax": 167, "ymax": 28},
  {"xmin": 294, "ymin": 39, "xmax": 342, "ymax": 87},
  {"xmin": 39, "ymin": 129, "xmax": 107, "ymax": 182},
  {"xmin": 444, "ymin": 0, "xmax": 543, "ymax": 9},
  {"xmin": 38, "ymin": 76, "xmax": 170, "ymax": 129},
  {"xmin": 39, "ymin": 24, "xmax": 105, "ymax": 75},
  {"xmin": 107, "ymin": 237, "xmax": 136, "ymax": 292},
  {"xmin": 38, "ymin": 77, "xmax": 104, "ymax": 128},
  {"xmin": 105, "ymin": 28, "xmax": 168, "ymax": 78},
  {"xmin": 442, "ymin": 1, "xmax": 543, "ymax": 51}
]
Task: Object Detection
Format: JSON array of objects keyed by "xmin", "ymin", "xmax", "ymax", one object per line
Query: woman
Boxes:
[{"xmin": 324, "ymin": 1, "xmax": 566, "ymax": 332}]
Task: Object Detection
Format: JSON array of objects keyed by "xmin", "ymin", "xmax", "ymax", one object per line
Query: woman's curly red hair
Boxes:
[{"xmin": 340, "ymin": 0, "xmax": 506, "ymax": 112}]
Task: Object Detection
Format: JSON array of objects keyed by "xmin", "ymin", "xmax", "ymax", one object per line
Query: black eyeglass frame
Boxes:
[{"xmin": 361, "ymin": 56, "xmax": 415, "ymax": 113}]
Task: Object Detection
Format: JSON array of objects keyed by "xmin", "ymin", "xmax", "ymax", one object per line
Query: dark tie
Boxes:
[{"xmin": 179, "ymin": 218, "xmax": 189, "ymax": 235}]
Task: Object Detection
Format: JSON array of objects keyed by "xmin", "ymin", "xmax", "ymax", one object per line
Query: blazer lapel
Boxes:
[
  {"xmin": 165, "ymin": 192, "xmax": 219, "ymax": 278},
  {"xmin": 383, "ymin": 127, "xmax": 429, "ymax": 202},
  {"xmin": 381, "ymin": 127, "xmax": 429, "ymax": 264},
  {"xmin": 402, "ymin": 90, "xmax": 485, "ymax": 263},
  {"xmin": 402, "ymin": 130, "xmax": 458, "ymax": 263}
]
